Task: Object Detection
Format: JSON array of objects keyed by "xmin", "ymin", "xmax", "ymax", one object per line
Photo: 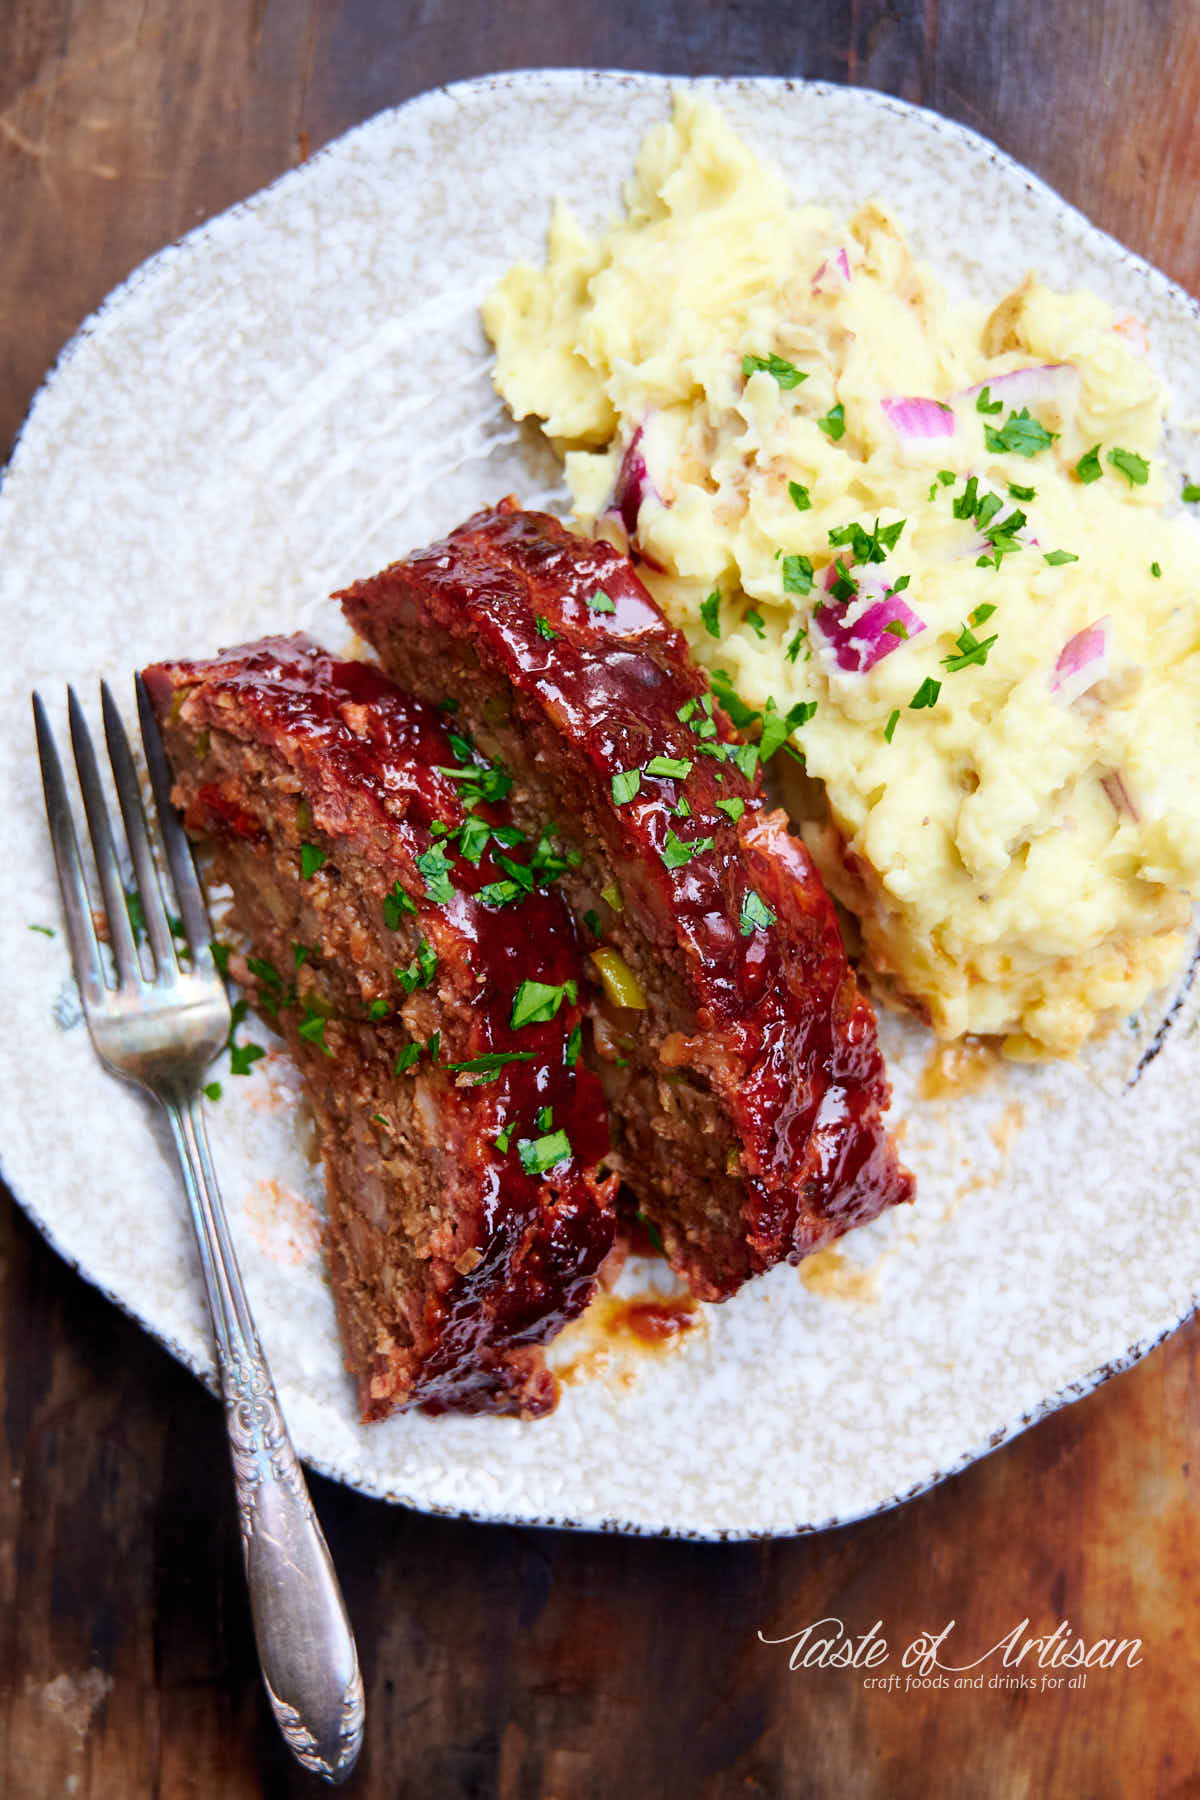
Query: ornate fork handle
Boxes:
[{"xmin": 165, "ymin": 1091, "xmax": 364, "ymax": 1784}]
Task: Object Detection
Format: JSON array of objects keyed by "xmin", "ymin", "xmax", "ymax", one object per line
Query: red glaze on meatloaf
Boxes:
[
  {"xmin": 339, "ymin": 502, "xmax": 914, "ymax": 1301},
  {"xmin": 143, "ymin": 633, "xmax": 615, "ymax": 1419}
]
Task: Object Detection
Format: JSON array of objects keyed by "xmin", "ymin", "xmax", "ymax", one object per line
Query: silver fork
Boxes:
[{"xmin": 32, "ymin": 678, "xmax": 364, "ymax": 1786}]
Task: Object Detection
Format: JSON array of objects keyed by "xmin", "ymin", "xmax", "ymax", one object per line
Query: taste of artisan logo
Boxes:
[{"xmin": 758, "ymin": 1617, "xmax": 1143, "ymax": 1692}]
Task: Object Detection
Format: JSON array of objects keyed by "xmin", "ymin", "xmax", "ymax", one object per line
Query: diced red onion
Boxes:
[
  {"xmin": 1101, "ymin": 770, "xmax": 1140, "ymax": 823},
  {"xmin": 960, "ymin": 363, "xmax": 1078, "ymax": 411},
  {"xmin": 817, "ymin": 563, "xmax": 926, "ymax": 673},
  {"xmin": 881, "ymin": 396, "xmax": 956, "ymax": 440},
  {"xmin": 1050, "ymin": 618, "xmax": 1109, "ymax": 704},
  {"xmin": 812, "ymin": 247, "xmax": 852, "ymax": 291},
  {"xmin": 610, "ymin": 425, "xmax": 655, "ymax": 539}
]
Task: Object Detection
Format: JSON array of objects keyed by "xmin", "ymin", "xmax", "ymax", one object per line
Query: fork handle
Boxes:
[{"xmin": 164, "ymin": 1092, "xmax": 364, "ymax": 1784}]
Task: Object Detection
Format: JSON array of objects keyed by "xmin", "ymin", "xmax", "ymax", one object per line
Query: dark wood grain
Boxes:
[{"xmin": 4, "ymin": 3, "xmax": 1200, "ymax": 1796}]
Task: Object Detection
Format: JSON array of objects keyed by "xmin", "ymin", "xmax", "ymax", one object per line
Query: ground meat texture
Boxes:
[
  {"xmin": 338, "ymin": 502, "xmax": 914, "ymax": 1301},
  {"xmin": 142, "ymin": 633, "xmax": 616, "ymax": 1419}
]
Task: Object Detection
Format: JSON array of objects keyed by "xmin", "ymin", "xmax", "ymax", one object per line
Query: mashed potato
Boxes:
[{"xmin": 483, "ymin": 93, "xmax": 1200, "ymax": 1056}]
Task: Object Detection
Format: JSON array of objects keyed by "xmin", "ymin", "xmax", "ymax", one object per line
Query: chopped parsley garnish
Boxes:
[
  {"xmin": 984, "ymin": 407, "xmax": 1057, "ymax": 457},
  {"xmin": 1107, "ymin": 447, "xmax": 1149, "ymax": 487},
  {"xmin": 227, "ymin": 998, "xmax": 266, "ymax": 1076},
  {"xmin": 942, "ymin": 622, "xmax": 998, "ymax": 673},
  {"xmin": 884, "ymin": 620, "xmax": 909, "ymax": 639},
  {"xmin": 742, "ymin": 352, "xmax": 807, "ymax": 389},
  {"xmin": 494, "ymin": 1123, "xmax": 513, "ymax": 1152},
  {"xmin": 661, "ymin": 829, "xmax": 715, "ymax": 869},
  {"xmin": 426, "ymin": 1030, "xmax": 441, "ymax": 1063},
  {"xmin": 203, "ymin": 1082, "xmax": 222, "ymax": 1103},
  {"xmin": 1183, "ymin": 480, "xmax": 1200, "ymax": 503},
  {"xmin": 246, "ymin": 956, "xmax": 282, "ymax": 991},
  {"xmin": 436, "ymin": 760, "xmax": 511, "ymax": 806},
  {"xmin": 529, "ymin": 823, "xmax": 581, "ymax": 884},
  {"xmin": 739, "ymin": 890, "xmax": 776, "ymax": 936},
  {"xmin": 1008, "ymin": 481, "xmax": 1036, "ymax": 501},
  {"xmin": 566, "ymin": 1023, "xmax": 582, "ymax": 1068},
  {"xmin": 731, "ymin": 741, "xmax": 759, "ymax": 780},
  {"xmin": 884, "ymin": 709, "xmax": 900, "ymax": 743},
  {"xmin": 382, "ymin": 881, "xmax": 416, "ymax": 930},
  {"xmin": 937, "ymin": 469, "xmax": 956, "ymax": 486},
  {"xmin": 299, "ymin": 842, "xmax": 327, "ymax": 880},
  {"xmin": 536, "ymin": 1105, "xmax": 554, "ymax": 1132},
  {"xmin": 788, "ymin": 480, "xmax": 812, "ymax": 511},
  {"xmin": 817, "ymin": 402, "xmax": 846, "ymax": 441},
  {"xmin": 1075, "ymin": 444, "xmax": 1102, "ymax": 484},
  {"xmin": 478, "ymin": 879, "xmax": 523, "ymax": 908},
  {"xmin": 716, "ymin": 797, "xmax": 746, "ymax": 823},
  {"xmin": 674, "ymin": 796, "xmax": 691, "ymax": 818},
  {"xmin": 760, "ymin": 697, "xmax": 817, "ymax": 761},
  {"xmin": 1151, "ymin": 561, "xmax": 1162, "ymax": 578},
  {"xmin": 297, "ymin": 1008, "xmax": 333, "ymax": 1056},
  {"xmin": 416, "ymin": 844, "xmax": 455, "ymax": 905},
  {"xmin": 511, "ymin": 977, "xmax": 577, "ymax": 1030},
  {"xmin": 909, "ymin": 676, "xmax": 942, "ymax": 710},
  {"xmin": 700, "ymin": 589, "xmax": 722, "ymax": 638},
  {"xmin": 745, "ymin": 607, "xmax": 767, "ymax": 640},
  {"xmin": 292, "ymin": 942, "xmax": 313, "ymax": 969},
  {"xmin": 457, "ymin": 814, "xmax": 492, "ymax": 863},
  {"xmin": 371, "ymin": 1113, "xmax": 389, "ymax": 1126},
  {"xmin": 612, "ymin": 768, "xmax": 641, "ymax": 805},
  {"xmin": 781, "ymin": 553, "xmax": 814, "ymax": 596},
  {"xmin": 646, "ymin": 755, "xmax": 693, "ymax": 779},
  {"xmin": 1043, "ymin": 549, "xmax": 1078, "ymax": 566},
  {"xmin": 952, "ymin": 476, "xmax": 981, "ymax": 520},
  {"xmin": 394, "ymin": 1043, "xmax": 422, "ymax": 1075},
  {"xmin": 974, "ymin": 492, "xmax": 1004, "ymax": 531},
  {"xmin": 210, "ymin": 942, "xmax": 232, "ymax": 977},
  {"xmin": 709, "ymin": 670, "xmax": 762, "ymax": 729},
  {"xmin": 828, "ymin": 516, "xmax": 905, "ymax": 564},
  {"xmin": 535, "ymin": 615, "xmax": 558, "ymax": 640},
  {"xmin": 976, "ymin": 506, "xmax": 1027, "ymax": 569},
  {"xmin": 892, "ymin": 574, "xmax": 911, "ymax": 591},
  {"xmin": 517, "ymin": 1129, "xmax": 572, "ymax": 1175},
  {"xmin": 367, "ymin": 998, "xmax": 390, "ymax": 1019},
  {"xmin": 828, "ymin": 558, "xmax": 857, "ymax": 603},
  {"xmin": 785, "ymin": 626, "xmax": 808, "ymax": 663},
  {"xmin": 229, "ymin": 1041, "xmax": 265, "ymax": 1077},
  {"xmin": 969, "ymin": 603, "xmax": 997, "ymax": 627},
  {"xmin": 28, "ymin": 923, "xmax": 55, "ymax": 937},
  {"xmin": 446, "ymin": 1050, "xmax": 537, "ymax": 1082},
  {"xmin": 396, "ymin": 936, "xmax": 438, "ymax": 995},
  {"xmin": 586, "ymin": 588, "xmax": 616, "ymax": 614},
  {"xmin": 976, "ymin": 385, "xmax": 1003, "ymax": 415},
  {"xmin": 583, "ymin": 909, "xmax": 601, "ymax": 938}
]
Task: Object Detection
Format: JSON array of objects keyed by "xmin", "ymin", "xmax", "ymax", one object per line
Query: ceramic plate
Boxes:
[{"xmin": 2, "ymin": 72, "xmax": 1198, "ymax": 1538}]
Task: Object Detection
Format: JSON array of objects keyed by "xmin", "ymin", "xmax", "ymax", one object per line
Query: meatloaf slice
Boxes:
[
  {"xmin": 339, "ymin": 501, "xmax": 914, "ymax": 1302},
  {"xmin": 142, "ymin": 633, "xmax": 615, "ymax": 1419}
]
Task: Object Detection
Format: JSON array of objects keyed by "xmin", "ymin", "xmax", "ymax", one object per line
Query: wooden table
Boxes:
[{"xmin": 3, "ymin": 5, "xmax": 1199, "ymax": 1795}]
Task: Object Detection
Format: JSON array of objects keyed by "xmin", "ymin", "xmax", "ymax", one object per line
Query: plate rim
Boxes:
[{"xmin": 3, "ymin": 66, "xmax": 1197, "ymax": 1541}]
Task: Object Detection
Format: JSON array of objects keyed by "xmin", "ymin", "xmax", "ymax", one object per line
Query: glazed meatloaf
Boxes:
[
  {"xmin": 339, "ymin": 502, "xmax": 914, "ymax": 1301},
  {"xmin": 142, "ymin": 633, "xmax": 616, "ymax": 1419}
]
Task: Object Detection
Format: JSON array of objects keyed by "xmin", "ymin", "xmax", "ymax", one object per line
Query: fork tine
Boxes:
[
  {"xmin": 32, "ymin": 687, "xmax": 111, "ymax": 1008},
  {"xmin": 101, "ymin": 681, "xmax": 178, "ymax": 977},
  {"xmin": 67, "ymin": 686, "xmax": 142, "ymax": 986},
  {"xmin": 135, "ymin": 674, "xmax": 215, "ymax": 964},
  {"xmin": 32, "ymin": 693, "xmax": 108, "ymax": 1008}
]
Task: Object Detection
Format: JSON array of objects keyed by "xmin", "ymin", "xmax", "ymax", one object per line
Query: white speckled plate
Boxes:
[{"xmin": 2, "ymin": 72, "xmax": 1199, "ymax": 1539}]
